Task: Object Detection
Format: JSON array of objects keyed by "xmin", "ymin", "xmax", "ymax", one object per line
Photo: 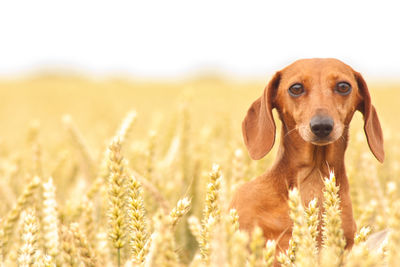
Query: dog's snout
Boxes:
[{"xmin": 310, "ymin": 115, "xmax": 334, "ymax": 138}]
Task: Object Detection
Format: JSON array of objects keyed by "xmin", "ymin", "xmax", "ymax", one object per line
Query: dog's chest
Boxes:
[{"xmin": 297, "ymin": 170, "xmax": 326, "ymax": 207}]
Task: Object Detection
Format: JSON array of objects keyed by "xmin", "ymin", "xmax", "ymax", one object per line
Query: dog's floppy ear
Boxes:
[
  {"xmin": 354, "ymin": 71, "xmax": 384, "ymax": 163},
  {"xmin": 242, "ymin": 72, "xmax": 280, "ymax": 160}
]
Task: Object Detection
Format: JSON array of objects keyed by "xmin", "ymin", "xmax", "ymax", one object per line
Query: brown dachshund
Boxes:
[{"xmin": 230, "ymin": 58, "xmax": 384, "ymax": 255}]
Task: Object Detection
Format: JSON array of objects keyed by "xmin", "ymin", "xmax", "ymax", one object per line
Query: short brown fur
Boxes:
[{"xmin": 231, "ymin": 58, "xmax": 384, "ymax": 259}]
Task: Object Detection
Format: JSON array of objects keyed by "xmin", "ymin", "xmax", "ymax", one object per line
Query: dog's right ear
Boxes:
[{"xmin": 242, "ymin": 72, "xmax": 280, "ymax": 160}]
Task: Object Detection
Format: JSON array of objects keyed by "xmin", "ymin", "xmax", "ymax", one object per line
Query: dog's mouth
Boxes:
[{"xmin": 310, "ymin": 138, "xmax": 336, "ymax": 146}]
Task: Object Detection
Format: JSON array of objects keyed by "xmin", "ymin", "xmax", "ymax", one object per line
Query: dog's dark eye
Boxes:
[
  {"xmin": 288, "ymin": 83, "xmax": 305, "ymax": 97},
  {"xmin": 335, "ymin": 82, "xmax": 352, "ymax": 95}
]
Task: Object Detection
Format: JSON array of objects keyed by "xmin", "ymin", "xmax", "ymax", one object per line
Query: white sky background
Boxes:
[{"xmin": 0, "ymin": 0, "xmax": 399, "ymax": 79}]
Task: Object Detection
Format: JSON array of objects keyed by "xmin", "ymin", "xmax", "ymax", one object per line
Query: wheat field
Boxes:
[{"xmin": 0, "ymin": 74, "xmax": 399, "ymax": 266}]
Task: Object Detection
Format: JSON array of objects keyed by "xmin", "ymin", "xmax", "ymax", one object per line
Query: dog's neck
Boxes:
[{"xmin": 270, "ymin": 124, "xmax": 349, "ymax": 201}]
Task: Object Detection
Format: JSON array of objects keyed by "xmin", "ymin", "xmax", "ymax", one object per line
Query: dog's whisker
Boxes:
[{"xmin": 283, "ymin": 126, "xmax": 298, "ymax": 138}]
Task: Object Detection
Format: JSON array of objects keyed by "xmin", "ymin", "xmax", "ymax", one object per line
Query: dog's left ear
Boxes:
[
  {"xmin": 242, "ymin": 72, "xmax": 280, "ymax": 160},
  {"xmin": 354, "ymin": 71, "xmax": 384, "ymax": 163}
]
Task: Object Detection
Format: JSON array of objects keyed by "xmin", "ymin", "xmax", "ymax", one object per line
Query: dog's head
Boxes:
[{"xmin": 242, "ymin": 58, "xmax": 384, "ymax": 162}]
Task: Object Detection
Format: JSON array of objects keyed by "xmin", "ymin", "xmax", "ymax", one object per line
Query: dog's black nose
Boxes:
[{"xmin": 310, "ymin": 115, "xmax": 334, "ymax": 138}]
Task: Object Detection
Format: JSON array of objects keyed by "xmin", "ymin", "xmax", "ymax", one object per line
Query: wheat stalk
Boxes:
[
  {"xmin": 70, "ymin": 223, "xmax": 97, "ymax": 267},
  {"xmin": 199, "ymin": 164, "xmax": 222, "ymax": 263},
  {"xmin": 126, "ymin": 175, "xmax": 148, "ymax": 264},
  {"xmin": 1, "ymin": 176, "xmax": 40, "ymax": 258},
  {"xmin": 320, "ymin": 171, "xmax": 346, "ymax": 267},
  {"xmin": 169, "ymin": 197, "xmax": 191, "ymax": 228},
  {"xmin": 60, "ymin": 225, "xmax": 78, "ymax": 267},
  {"xmin": 248, "ymin": 226, "xmax": 265, "ymax": 267},
  {"xmin": 18, "ymin": 209, "xmax": 39, "ymax": 267},
  {"xmin": 42, "ymin": 177, "xmax": 60, "ymax": 261},
  {"xmin": 107, "ymin": 138, "xmax": 127, "ymax": 266},
  {"xmin": 288, "ymin": 188, "xmax": 318, "ymax": 266}
]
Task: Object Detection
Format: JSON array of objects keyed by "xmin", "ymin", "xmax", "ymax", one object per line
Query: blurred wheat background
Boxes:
[{"xmin": 0, "ymin": 73, "xmax": 399, "ymax": 266}]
